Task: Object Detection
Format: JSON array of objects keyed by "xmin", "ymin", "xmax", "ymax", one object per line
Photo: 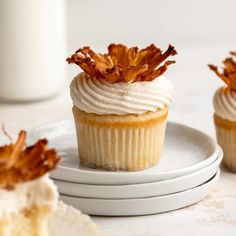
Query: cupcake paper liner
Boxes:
[
  {"xmin": 73, "ymin": 106, "xmax": 168, "ymax": 171},
  {"xmin": 214, "ymin": 113, "xmax": 236, "ymax": 172}
]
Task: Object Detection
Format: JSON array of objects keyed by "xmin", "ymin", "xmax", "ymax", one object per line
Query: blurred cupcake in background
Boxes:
[
  {"xmin": 67, "ymin": 43, "xmax": 176, "ymax": 171},
  {"xmin": 209, "ymin": 52, "xmax": 236, "ymax": 172}
]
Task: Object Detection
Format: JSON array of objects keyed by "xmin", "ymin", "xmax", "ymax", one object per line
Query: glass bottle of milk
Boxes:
[{"xmin": 0, "ymin": 0, "xmax": 66, "ymax": 101}]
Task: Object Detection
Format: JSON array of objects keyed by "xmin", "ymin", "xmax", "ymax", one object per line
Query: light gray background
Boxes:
[
  {"xmin": 0, "ymin": 1, "xmax": 236, "ymax": 235},
  {"xmin": 66, "ymin": 0, "xmax": 236, "ymax": 50}
]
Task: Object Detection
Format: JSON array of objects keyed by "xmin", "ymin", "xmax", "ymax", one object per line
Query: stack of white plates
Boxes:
[{"xmin": 29, "ymin": 120, "xmax": 223, "ymax": 216}]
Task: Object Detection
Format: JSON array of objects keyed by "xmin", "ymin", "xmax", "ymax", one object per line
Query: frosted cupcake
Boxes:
[
  {"xmin": 67, "ymin": 44, "xmax": 176, "ymax": 171},
  {"xmin": 209, "ymin": 51, "xmax": 236, "ymax": 172},
  {"xmin": 0, "ymin": 130, "xmax": 59, "ymax": 236}
]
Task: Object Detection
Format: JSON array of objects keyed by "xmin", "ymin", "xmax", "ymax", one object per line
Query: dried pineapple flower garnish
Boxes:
[
  {"xmin": 66, "ymin": 43, "xmax": 177, "ymax": 83},
  {"xmin": 0, "ymin": 130, "xmax": 60, "ymax": 189},
  {"xmin": 209, "ymin": 52, "xmax": 236, "ymax": 91}
]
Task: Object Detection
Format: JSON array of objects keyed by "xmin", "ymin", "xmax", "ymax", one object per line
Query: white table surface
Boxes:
[{"xmin": 0, "ymin": 45, "xmax": 236, "ymax": 235}]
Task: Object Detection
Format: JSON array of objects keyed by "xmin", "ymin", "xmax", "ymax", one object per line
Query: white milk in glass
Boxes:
[{"xmin": 0, "ymin": 0, "xmax": 66, "ymax": 101}]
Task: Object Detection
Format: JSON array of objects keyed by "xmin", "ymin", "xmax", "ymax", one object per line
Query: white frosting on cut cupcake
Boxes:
[
  {"xmin": 70, "ymin": 72, "xmax": 174, "ymax": 115},
  {"xmin": 214, "ymin": 86, "xmax": 236, "ymax": 121},
  {"xmin": 0, "ymin": 174, "xmax": 58, "ymax": 218}
]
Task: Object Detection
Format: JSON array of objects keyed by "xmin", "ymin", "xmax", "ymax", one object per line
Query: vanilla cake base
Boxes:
[
  {"xmin": 0, "ymin": 175, "xmax": 58, "ymax": 236},
  {"xmin": 0, "ymin": 206, "xmax": 52, "ymax": 236}
]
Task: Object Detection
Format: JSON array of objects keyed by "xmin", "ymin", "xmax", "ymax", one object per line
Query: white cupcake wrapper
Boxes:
[
  {"xmin": 74, "ymin": 120, "xmax": 167, "ymax": 171},
  {"xmin": 215, "ymin": 124, "xmax": 236, "ymax": 172}
]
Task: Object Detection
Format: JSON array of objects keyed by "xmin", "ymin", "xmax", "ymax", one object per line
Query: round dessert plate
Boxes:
[
  {"xmin": 49, "ymin": 201, "xmax": 102, "ymax": 236},
  {"xmin": 60, "ymin": 170, "xmax": 220, "ymax": 216},
  {"xmin": 54, "ymin": 147, "xmax": 222, "ymax": 199},
  {"xmin": 28, "ymin": 119, "xmax": 219, "ymax": 185}
]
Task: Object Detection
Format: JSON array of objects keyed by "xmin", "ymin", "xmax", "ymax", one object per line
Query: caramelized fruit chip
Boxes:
[
  {"xmin": 67, "ymin": 43, "xmax": 177, "ymax": 83},
  {"xmin": 209, "ymin": 51, "xmax": 236, "ymax": 91},
  {"xmin": 0, "ymin": 131, "xmax": 60, "ymax": 189}
]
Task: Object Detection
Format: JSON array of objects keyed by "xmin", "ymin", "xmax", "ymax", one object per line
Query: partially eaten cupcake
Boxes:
[
  {"xmin": 209, "ymin": 52, "xmax": 236, "ymax": 172},
  {"xmin": 0, "ymin": 130, "xmax": 59, "ymax": 236},
  {"xmin": 67, "ymin": 43, "xmax": 177, "ymax": 171}
]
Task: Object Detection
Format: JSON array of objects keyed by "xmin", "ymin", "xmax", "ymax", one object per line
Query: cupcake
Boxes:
[
  {"xmin": 209, "ymin": 51, "xmax": 236, "ymax": 172},
  {"xmin": 67, "ymin": 44, "xmax": 176, "ymax": 171},
  {"xmin": 0, "ymin": 130, "xmax": 59, "ymax": 236}
]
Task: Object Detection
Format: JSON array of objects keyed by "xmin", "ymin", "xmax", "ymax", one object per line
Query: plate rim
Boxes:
[
  {"xmin": 59, "ymin": 170, "xmax": 220, "ymax": 216},
  {"xmin": 60, "ymin": 169, "xmax": 220, "ymax": 201},
  {"xmin": 54, "ymin": 149, "xmax": 222, "ymax": 199}
]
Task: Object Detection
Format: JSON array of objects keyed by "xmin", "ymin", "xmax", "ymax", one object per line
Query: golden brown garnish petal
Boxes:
[
  {"xmin": 0, "ymin": 131, "xmax": 60, "ymax": 189},
  {"xmin": 146, "ymin": 60, "xmax": 176, "ymax": 81},
  {"xmin": 122, "ymin": 65, "xmax": 149, "ymax": 83},
  {"xmin": 209, "ymin": 51, "xmax": 236, "ymax": 91},
  {"xmin": 103, "ymin": 65, "xmax": 122, "ymax": 83},
  {"xmin": 132, "ymin": 44, "xmax": 160, "ymax": 67},
  {"xmin": 80, "ymin": 47, "xmax": 113, "ymax": 70},
  {"xmin": 230, "ymin": 51, "xmax": 236, "ymax": 57},
  {"xmin": 7, "ymin": 130, "xmax": 26, "ymax": 169},
  {"xmin": 108, "ymin": 44, "xmax": 130, "ymax": 67},
  {"xmin": 147, "ymin": 44, "xmax": 177, "ymax": 71},
  {"xmin": 67, "ymin": 43, "xmax": 177, "ymax": 83},
  {"xmin": 208, "ymin": 64, "xmax": 230, "ymax": 85}
]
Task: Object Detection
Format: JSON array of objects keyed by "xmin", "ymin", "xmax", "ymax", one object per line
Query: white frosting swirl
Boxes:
[
  {"xmin": 214, "ymin": 86, "xmax": 236, "ymax": 121},
  {"xmin": 70, "ymin": 73, "xmax": 174, "ymax": 115}
]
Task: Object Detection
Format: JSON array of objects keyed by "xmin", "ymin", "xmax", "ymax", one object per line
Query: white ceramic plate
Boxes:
[
  {"xmin": 49, "ymin": 201, "xmax": 102, "ymax": 236},
  {"xmin": 28, "ymin": 119, "xmax": 219, "ymax": 185},
  {"xmin": 54, "ymin": 147, "xmax": 222, "ymax": 199},
  {"xmin": 60, "ymin": 170, "xmax": 220, "ymax": 216}
]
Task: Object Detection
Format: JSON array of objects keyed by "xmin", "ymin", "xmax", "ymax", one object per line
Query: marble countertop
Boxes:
[{"xmin": 0, "ymin": 46, "xmax": 236, "ymax": 235}]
